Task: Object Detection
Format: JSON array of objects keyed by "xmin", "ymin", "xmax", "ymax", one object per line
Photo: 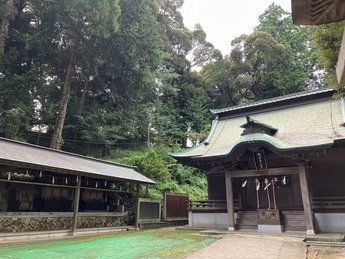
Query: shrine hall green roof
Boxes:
[
  {"xmin": 170, "ymin": 89, "xmax": 345, "ymax": 161},
  {"xmin": 210, "ymin": 88, "xmax": 334, "ymax": 115}
]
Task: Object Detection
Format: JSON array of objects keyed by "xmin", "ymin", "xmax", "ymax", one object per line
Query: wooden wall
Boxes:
[
  {"xmin": 208, "ymin": 173, "xmax": 226, "ymax": 200},
  {"xmin": 207, "ymin": 173, "xmax": 304, "ymax": 210},
  {"xmin": 242, "ymin": 175, "xmax": 303, "ymax": 210},
  {"xmin": 311, "ymin": 167, "xmax": 345, "ymax": 197},
  {"xmin": 164, "ymin": 193, "xmax": 188, "ymax": 218}
]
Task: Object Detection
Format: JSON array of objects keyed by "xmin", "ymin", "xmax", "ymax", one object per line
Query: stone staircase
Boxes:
[{"xmin": 236, "ymin": 210, "xmax": 307, "ymax": 232}]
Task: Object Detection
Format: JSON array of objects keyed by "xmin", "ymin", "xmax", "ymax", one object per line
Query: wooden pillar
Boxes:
[
  {"xmin": 336, "ymin": 28, "xmax": 345, "ymax": 85},
  {"xmin": 134, "ymin": 183, "xmax": 140, "ymax": 230},
  {"xmin": 298, "ymin": 163, "xmax": 315, "ymax": 235},
  {"xmin": 225, "ymin": 172, "xmax": 236, "ymax": 231},
  {"xmin": 162, "ymin": 192, "xmax": 167, "ymax": 220},
  {"xmin": 207, "ymin": 174, "xmax": 211, "ymax": 198},
  {"xmin": 72, "ymin": 175, "xmax": 81, "ymax": 235}
]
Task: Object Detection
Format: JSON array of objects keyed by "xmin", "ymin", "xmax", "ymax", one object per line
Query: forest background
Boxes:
[{"xmin": 0, "ymin": 0, "xmax": 344, "ymax": 200}]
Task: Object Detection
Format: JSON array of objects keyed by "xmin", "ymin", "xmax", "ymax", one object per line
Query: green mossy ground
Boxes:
[{"xmin": 0, "ymin": 228, "xmax": 216, "ymax": 259}]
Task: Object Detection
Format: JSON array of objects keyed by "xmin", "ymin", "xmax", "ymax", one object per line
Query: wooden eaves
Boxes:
[{"xmin": 0, "ymin": 137, "xmax": 155, "ymax": 185}]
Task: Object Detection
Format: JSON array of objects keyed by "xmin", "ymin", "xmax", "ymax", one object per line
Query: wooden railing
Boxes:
[
  {"xmin": 188, "ymin": 199, "xmax": 240, "ymax": 211},
  {"xmin": 312, "ymin": 196, "xmax": 345, "ymax": 209}
]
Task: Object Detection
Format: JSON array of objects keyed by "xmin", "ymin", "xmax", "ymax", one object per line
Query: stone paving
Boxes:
[{"xmin": 187, "ymin": 233, "xmax": 307, "ymax": 259}]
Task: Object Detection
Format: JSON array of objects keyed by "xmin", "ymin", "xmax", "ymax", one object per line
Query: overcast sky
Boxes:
[{"xmin": 180, "ymin": 0, "xmax": 292, "ymax": 55}]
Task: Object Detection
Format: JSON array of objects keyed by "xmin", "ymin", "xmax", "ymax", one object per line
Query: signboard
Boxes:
[
  {"xmin": 258, "ymin": 209, "xmax": 282, "ymax": 225},
  {"xmin": 139, "ymin": 198, "xmax": 160, "ymax": 222},
  {"xmin": 163, "ymin": 192, "xmax": 188, "ymax": 219},
  {"xmin": 253, "ymin": 150, "xmax": 267, "ymax": 171}
]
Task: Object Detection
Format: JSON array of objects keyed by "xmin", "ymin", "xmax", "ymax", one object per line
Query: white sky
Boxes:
[{"xmin": 180, "ymin": 0, "xmax": 292, "ymax": 55}]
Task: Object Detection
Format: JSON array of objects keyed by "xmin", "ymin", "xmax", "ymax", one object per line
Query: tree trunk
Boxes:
[
  {"xmin": 78, "ymin": 77, "xmax": 89, "ymax": 114},
  {"xmin": 0, "ymin": 0, "xmax": 14, "ymax": 58},
  {"xmin": 49, "ymin": 38, "xmax": 80, "ymax": 149}
]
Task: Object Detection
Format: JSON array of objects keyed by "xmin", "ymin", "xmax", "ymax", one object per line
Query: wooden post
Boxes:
[
  {"xmin": 336, "ymin": 28, "xmax": 345, "ymax": 85},
  {"xmin": 162, "ymin": 192, "xmax": 167, "ymax": 220},
  {"xmin": 72, "ymin": 175, "xmax": 81, "ymax": 235},
  {"xmin": 207, "ymin": 174, "xmax": 211, "ymax": 197},
  {"xmin": 135, "ymin": 183, "xmax": 140, "ymax": 230},
  {"xmin": 298, "ymin": 162, "xmax": 315, "ymax": 235},
  {"xmin": 225, "ymin": 172, "xmax": 236, "ymax": 231}
]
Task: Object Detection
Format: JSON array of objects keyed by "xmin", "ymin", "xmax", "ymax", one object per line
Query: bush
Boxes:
[{"xmin": 112, "ymin": 146, "xmax": 207, "ymax": 201}]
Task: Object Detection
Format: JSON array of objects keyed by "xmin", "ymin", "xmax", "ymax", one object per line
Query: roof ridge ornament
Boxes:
[{"xmin": 241, "ymin": 116, "xmax": 278, "ymax": 136}]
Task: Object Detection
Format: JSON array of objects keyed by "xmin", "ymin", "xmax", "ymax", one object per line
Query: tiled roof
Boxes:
[
  {"xmin": 210, "ymin": 88, "xmax": 334, "ymax": 115},
  {"xmin": 171, "ymin": 90, "xmax": 345, "ymax": 160},
  {"xmin": 0, "ymin": 137, "xmax": 155, "ymax": 184}
]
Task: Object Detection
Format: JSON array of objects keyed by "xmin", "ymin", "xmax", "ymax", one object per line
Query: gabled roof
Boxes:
[
  {"xmin": 0, "ymin": 137, "xmax": 155, "ymax": 184},
  {"xmin": 240, "ymin": 116, "xmax": 278, "ymax": 136},
  {"xmin": 210, "ymin": 88, "xmax": 334, "ymax": 116},
  {"xmin": 170, "ymin": 89, "xmax": 345, "ymax": 161}
]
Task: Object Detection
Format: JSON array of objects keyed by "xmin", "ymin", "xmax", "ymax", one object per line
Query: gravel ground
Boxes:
[
  {"xmin": 187, "ymin": 235, "xmax": 345, "ymax": 259},
  {"xmin": 307, "ymin": 246, "xmax": 345, "ymax": 259}
]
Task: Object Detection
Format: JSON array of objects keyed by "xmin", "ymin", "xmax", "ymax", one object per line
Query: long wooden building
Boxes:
[
  {"xmin": 0, "ymin": 137, "xmax": 154, "ymax": 239},
  {"xmin": 171, "ymin": 88, "xmax": 345, "ymax": 234}
]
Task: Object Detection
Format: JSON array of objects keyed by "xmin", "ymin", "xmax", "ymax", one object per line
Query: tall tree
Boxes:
[
  {"xmin": 29, "ymin": 0, "xmax": 122, "ymax": 149},
  {"xmin": 230, "ymin": 31, "xmax": 285, "ymax": 100},
  {"xmin": 0, "ymin": 0, "xmax": 218, "ymax": 151},
  {"xmin": 0, "ymin": 0, "xmax": 17, "ymax": 57},
  {"xmin": 0, "ymin": 0, "xmax": 44, "ymax": 141},
  {"xmin": 311, "ymin": 21, "xmax": 345, "ymax": 94},
  {"xmin": 200, "ymin": 57, "xmax": 241, "ymax": 108},
  {"xmin": 188, "ymin": 24, "xmax": 222, "ymax": 69},
  {"xmin": 150, "ymin": 0, "xmax": 219, "ymax": 146},
  {"xmin": 61, "ymin": 0, "xmax": 164, "ymax": 154},
  {"xmin": 256, "ymin": 4, "xmax": 317, "ymax": 93},
  {"xmin": 201, "ymin": 4, "xmax": 318, "ymax": 109}
]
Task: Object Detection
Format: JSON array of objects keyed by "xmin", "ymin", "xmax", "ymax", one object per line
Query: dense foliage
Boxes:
[
  {"xmin": 311, "ymin": 21, "xmax": 345, "ymax": 95},
  {"xmin": 0, "ymin": 0, "xmax": 219, "ymax": 151},
  {"xmin": 113, "ymin": 146, "xmax": 207, "ymax": 200},
  {"xmin": 0, "ymin": 1, "xmax": 341, "ymax": 200}
]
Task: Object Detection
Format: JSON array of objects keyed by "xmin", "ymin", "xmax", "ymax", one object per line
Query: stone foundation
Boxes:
[
  {"xmin": 78, "ymin": 216, "xmax": 126, "ymax": 229},
  {"xmin": 0, "ymin": 213, "xmax": 128, "ymax": 233}
]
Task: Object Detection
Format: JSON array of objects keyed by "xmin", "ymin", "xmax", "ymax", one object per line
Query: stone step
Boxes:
[
  {"xmin": 237, "ymin": 225, "xmax": 258, "ymax": 230},
  {"xmin": 282, "ymin": 210, "xmax": 305, "ymax": 214},
  {"xmin": 284, "ymin": 226, "xmax": 307, "ymax": 232},
  {"xmin": 304, "ymin": 233, "xmax": 345, "ymax": 243},
  {"xmin": 282, "ymin": 214, "xmax": 306, "ymax": 221},
  {"xmin": 0, "ymin": 226, "xmax": 135, "ymax": 243}
]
